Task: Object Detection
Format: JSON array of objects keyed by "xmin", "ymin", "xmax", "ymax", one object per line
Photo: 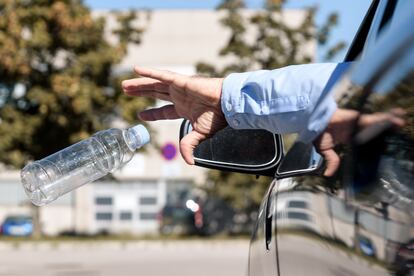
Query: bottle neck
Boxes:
[
  {"xmin": 124, "ymin": 128, "xmax": 142, "ymax": 151},
  {"xmin": 124, "ymin": 124, "xmax": 150, "ymax": 151}
]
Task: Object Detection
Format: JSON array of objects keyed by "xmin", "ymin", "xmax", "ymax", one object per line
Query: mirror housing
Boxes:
[
  {"xmin": 275, "ymin": 141, "xmax": 324, "ymax": 178},
  {"xmin": 180, "ymin": 120, "xmax": 282, "ymax": 176},
  {"xmin": 179, "ymin": 120, "xmax": 324, "ymax": 178}
]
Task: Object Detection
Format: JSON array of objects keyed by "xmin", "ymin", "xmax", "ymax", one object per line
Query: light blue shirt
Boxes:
[{"xmin": 221, "ymin": 63, "xmax": 351, "ymax": 143}]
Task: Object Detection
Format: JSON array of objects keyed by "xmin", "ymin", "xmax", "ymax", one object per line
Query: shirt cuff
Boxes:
[{"xmin": 221, "ymin": 72, "xmax": 251, "ymax": 129}]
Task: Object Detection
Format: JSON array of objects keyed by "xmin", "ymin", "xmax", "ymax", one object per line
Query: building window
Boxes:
[
  {"xmin": 287, "ymin": 212, "xmax": 311, "ymax": 221},
  {"xmin": 287, "ymin": 200, "xmax": 308, "ymax": 209},
  {"xmin": 120, "ymin": 211, "xmax": 133, "ymax": 221},
  {"xmin": 96, "ymin": 212, "xmax": 113, "ymax": 221},
  {"xmin": 139, "ymin": 181, "xmax": 158, "ymax": 190},
  {"xmin": 139, "ymin": 196, "xmax": 157, "ymax": 205},
  {"xmin": 95, "ymin": 197, "xmax": 113, "ymax": 205},
  {"xmin": 139, "ymin": 212, "xmax": 157, "ymax": 220}
]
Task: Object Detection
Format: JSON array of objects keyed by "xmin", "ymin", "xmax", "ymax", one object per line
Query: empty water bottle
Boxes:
[{"xmin": 21, "ymin": 124, "xmax": 150, "ymax": 206}]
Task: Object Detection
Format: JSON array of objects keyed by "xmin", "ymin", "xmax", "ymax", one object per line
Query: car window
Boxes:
[
  {"xmin": 346, "ymin": 0, "xmax": 411, "ymax": 63},
  {"xmin": 345, "ymin": 0, "xmax": 380, "ymax": 61},
  {"xmin": 304, "ymin": 4, "xmax": 414, "ymax": 190},
  {"xmin": 376, "ymin": 0, "xmax": 398, "ymax": 36},
  {"xmin": 360, "ymin": 0, "xmax": 398, "ymax": 58},
  {"xmin": 385, "ymin": 0, "xmax": 410, "ymax": 33},
  {"xmin": 4, "ymin": 216, "xmax": 32, "ymax": 223},
  {"xmin": 345, "ymin": 48, "xmax": 414, "ymax": 205}
]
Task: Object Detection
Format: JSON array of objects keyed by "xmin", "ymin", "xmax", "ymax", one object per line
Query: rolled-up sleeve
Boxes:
[{"xmin": 221, "ymin": 62, "xmax": 351, "ymax": 142}]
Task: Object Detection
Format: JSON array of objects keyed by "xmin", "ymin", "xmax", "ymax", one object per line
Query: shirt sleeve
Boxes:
[{"xmin": 221, "ymin": 62, "xmax": 351, "ymax": 142}]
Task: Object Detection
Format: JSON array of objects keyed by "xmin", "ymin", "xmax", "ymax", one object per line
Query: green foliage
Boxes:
[
  {"xmin": 0, "ymin": 0, "xmax": 153, "ymax": 168},
  {"xmin": 198, "ymin": 0, "xmax": 346, "ymax": 221},
  {"xmin": 197, "ymin": 0, "xmax": 346, "ymax": 77}
]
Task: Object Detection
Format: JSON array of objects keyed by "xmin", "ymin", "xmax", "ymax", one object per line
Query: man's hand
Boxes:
[
  {"xmin": 122, "ymin": 66, "xmax": 228, "ymax": 165},
  {"xmin": 314, "ymin": 108, "xmax": 406, "ymax": 177}
]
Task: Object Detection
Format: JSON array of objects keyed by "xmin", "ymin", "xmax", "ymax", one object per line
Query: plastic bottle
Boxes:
[{"xmin": 21, "ymin": 124, "xmax": 150, "ymax": 206}]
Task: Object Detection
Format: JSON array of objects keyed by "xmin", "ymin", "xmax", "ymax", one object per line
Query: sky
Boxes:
[{"xmin": 85, "ymin": 0, "xmax": 372, "ymax": 61}]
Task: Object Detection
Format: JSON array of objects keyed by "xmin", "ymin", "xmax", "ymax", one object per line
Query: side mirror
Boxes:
[
  {"xmin": 179, "ymin": 120, "xmax": 283, "ymax": 176},
  {"xmin": 179, "ymin": 120, "xmax": 324, "ymax": 178},
  {"xmin": 275, "ymin": 141, "xmax": 324, "ymax": 178}
]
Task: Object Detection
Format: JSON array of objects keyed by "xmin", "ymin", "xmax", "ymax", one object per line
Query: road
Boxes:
[{"xmin": 0, "ymin": 240, "xmax": 249, "ymax": 276}]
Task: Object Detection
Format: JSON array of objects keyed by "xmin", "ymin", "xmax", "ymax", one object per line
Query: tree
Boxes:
[
  {"xmin": 0, "ymin": 0, "xmax": 153, "ymax": 237},
  {"xmin": 197, "ymin": 0, "xmax": 346, "ymax": 230},
  {"xmin": 0, "ymin": 1, "xmax": 152, "ymax": 167}
]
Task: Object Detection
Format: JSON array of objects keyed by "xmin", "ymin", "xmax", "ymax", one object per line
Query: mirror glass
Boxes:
[
  {"xmin": 276, "ymin": 142, "xmax": 322, "ymax": 176},
  {"xmin": 180, "ymin": 121, "xmax": 281, "ymax": 170},
  {"xmin": 194, "ymin": 126, "xmax": 278, "ymax": 167}
]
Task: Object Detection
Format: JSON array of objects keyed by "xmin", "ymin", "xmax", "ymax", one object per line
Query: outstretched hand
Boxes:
[{"xmin": 122, "ymin": 66, "xmax": 227, "ymax": 165}]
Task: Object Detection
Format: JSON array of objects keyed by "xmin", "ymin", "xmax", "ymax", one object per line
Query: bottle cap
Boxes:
[{"xmin": 129, "ymin": 124, "xmax": 150, "ymax": 149}]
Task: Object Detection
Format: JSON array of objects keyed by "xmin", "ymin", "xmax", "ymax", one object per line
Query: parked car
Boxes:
[
  {"xmin": 158, "ymin": 203, "xmax": 200, "ymax": 235},
  {"xmin": 158, "ymin": 195, "xmax": 235, "ymax": 236},
  {"xmin": 180, "ymin": 1, "xmax": 414, "ymax": 275},
  {"xmin": 0, "ymin": 215, "xmax": 33, "ymax": 237}
]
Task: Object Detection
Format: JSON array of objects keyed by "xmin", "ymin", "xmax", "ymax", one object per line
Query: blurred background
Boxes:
[{"xmin": 0, "ymin": 0, "xmax": 370, "ymax": 275}]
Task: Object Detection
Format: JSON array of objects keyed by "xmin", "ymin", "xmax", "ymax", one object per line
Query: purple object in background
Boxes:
[{"xmin": 162, "ymin": 142, "xmax": 177, "ymax": 161}]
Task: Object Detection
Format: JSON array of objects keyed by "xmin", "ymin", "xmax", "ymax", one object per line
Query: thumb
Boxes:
[
  {"xmin": 179, "ymin": 130, "xmax": 207, "ymax": 165},
  {"xmin": 320, "ymin": 148, "xmax": 340, "ymax": 177}
]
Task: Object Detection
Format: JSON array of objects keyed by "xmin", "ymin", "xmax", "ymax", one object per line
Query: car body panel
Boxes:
[{"xmin": 248, "ymin": 180, "xmax": 279, "ymax": 276}]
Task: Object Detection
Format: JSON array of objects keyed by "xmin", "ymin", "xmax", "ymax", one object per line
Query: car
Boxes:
[
  {"xmin": 179, "ymin": 0, "xmax": 414, "ymax": 275},
  {"xmin": 158, "ymin": 202, "xmax": 201, "ymax": 235},
  {"xmin": 0, "ymin": 215, "xmax": 33, "ymax": 237},
  {"xmin": 158, "ymin": 194, "xmax": 235, "ymax": 236}
]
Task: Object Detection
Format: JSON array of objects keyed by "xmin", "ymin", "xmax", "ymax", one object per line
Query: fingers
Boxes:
[
  {"xmin": 127, "ymin": 90, "xmax": 171, "ymax": 102},
  {"xmin": 179, "ymin": 130, "xmax": 206, "ymax": 165},
  {"xmin": 135, "ymin": 66, "xmax": 187, "ymax": 85},
  {"xmin": 122, "ymin": 78, "xmax": 171, "ymax": 101},
  {"xmin": 359, "ymin": 111, "xmax": 406, "ymax": 129},
  {"xmin": 320, "ymin": 148, "xmax": 340, "ymax": 177},
  {"xmin": 122, "ymin": 78, "xmax": 169, "ymax": 93},
  {"xmin": 314, "ymin": 132, "xmax": 340, "ymax": 177},
  {"xmin": 138, "ymin": 104, "xmax": 180, "ymax": 121}
]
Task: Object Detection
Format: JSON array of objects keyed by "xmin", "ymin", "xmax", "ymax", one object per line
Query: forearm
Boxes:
[{"xmin": 221, "ymin": 62, "xmax": 352, "ymax": 141}]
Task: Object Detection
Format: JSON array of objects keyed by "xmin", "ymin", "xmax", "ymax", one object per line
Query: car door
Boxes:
[
  {"xmin": 248, "ymin": 180, "xmax": 279, "ymax": 276},
  {"xmin": 275, "ymin": 3, "xmax": 414, "ymax": 275}
]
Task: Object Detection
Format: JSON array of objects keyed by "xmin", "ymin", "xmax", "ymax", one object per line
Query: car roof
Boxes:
[{"xmin": 4, "ymin": 215, "xmax": 32, "ymax": 221}]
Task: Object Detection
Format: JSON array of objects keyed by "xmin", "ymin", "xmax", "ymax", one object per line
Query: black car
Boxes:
[{"xmin": 180, "ymin": 0, "xmax": 414, "ymax": 275}]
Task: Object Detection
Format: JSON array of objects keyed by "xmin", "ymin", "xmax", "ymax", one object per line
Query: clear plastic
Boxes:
[{"xmin": 21, "ymin": 124, "xmax": 150, "ymax": 206}]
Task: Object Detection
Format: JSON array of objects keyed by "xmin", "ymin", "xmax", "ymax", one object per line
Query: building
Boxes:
[{"xmin": 0, "ymin": 9, "xmax": 314, "ymax": 236}]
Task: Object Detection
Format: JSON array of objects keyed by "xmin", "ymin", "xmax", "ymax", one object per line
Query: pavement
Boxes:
[{"xmin": 0, "ymin": 240, "xmax": 249, "ymax": 276}]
